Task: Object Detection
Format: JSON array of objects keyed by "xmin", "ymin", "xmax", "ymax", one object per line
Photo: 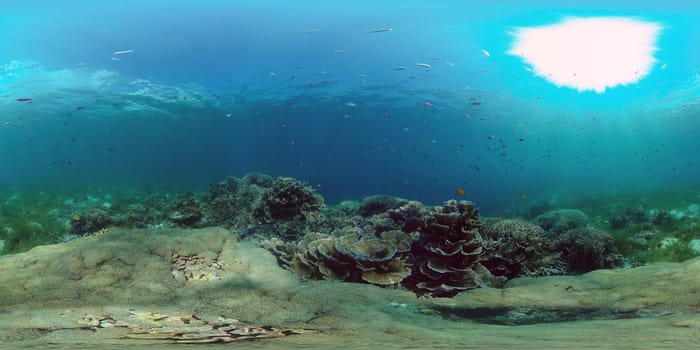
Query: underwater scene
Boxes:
[{"xmin": 2, "ymin": 0, "xmax": 700, "ymax": 349}]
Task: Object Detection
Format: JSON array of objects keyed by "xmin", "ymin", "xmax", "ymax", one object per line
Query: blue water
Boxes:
[{"xmin": 2, "ymin": 0, "xmax": 700, "ymax": 214}]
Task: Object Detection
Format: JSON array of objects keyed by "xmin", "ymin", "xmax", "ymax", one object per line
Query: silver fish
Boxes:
[{"xmin": 367, "ymin": 28, "xmax": 393, "ymax": 33}]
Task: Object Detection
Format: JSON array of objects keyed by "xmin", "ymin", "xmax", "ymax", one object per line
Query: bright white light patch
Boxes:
[{"xmin": 509, "ymin": 17, "xmax": 661, "ymax": 93}]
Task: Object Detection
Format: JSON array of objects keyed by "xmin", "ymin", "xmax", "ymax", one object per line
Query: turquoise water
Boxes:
[
  {"xmin": 2, "ymin": 1, "xmax": 699, "ymax": 213},
  {"xmin": 2, "ymin": 2, "xmax": 700, "ymax": 348}
]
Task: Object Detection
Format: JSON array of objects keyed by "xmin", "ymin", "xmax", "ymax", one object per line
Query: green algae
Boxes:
[
  {"xmin": 0, "ymin": 191, "xmax": 69, "ymax": 254},
  {"xmin": 0, "ymin": 217, "xmax": 64, "ymax": 254}
]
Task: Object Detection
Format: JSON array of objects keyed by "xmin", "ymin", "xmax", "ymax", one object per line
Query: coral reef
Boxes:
[
  {"xmin": 117, "ymin": 194, "xmax": 170, "ymax": 228},
  {"xmin": 480, "ymin": 219, "xmax": 565, "ymax": 279},
  {"xmin": 251, "ymin": 177, "xmax": 325, "ymax": 240},
  {"xmin": 168, "ymin": 192, "xmax": 204, "ymax": 226},
  {"xmin": 350, "ymin": 199, "xmax": 428, "ymax": 237},
  {"xmin": 269, "ymin": 199, "xmax": 505, "ymax": 297},
  {"xmin": 2, "ymin": 172, "xmax": 647, "ymax": 299},
  {"xmin": 556, "ymin": 227, "xmax": 623, "ymax": 273},
  {"xmin": 268, "ymin": 227, "xmax": 415, "ymax": 287},
  {"xmin": 404, "ymin": 200, "xmax": 501, "ymax": 297},
  {"xmin": 71, "ymin": 208, "xmax": 112, "ymax": 235},
  {"xmin": 66, "ymin": 174, "xmax": 327, "ymax": 241},
  {"xmin": 357, "ymin": 195, "xmax": 407, "ymax": 217},
  {"xmin": 534, "ymin": 209, "xmax": 588, "ymax": 236},
  {"xmin": 254, "ymin": 177, "xmax": 323, "ymax": 222},
  {"xmin": 205, "ymin": 174, "xmax": 269, "ymax": 227}
]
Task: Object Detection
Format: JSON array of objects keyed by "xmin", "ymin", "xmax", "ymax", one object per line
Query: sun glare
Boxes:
[{"xmin": 508, "ymin": 17, "xmax": 662, "ymax": 93}]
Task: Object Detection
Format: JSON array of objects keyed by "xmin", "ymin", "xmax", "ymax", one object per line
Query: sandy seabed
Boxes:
[{"xmin": 1, "ymin": 227, "xmax": 698, "ymax": 349}]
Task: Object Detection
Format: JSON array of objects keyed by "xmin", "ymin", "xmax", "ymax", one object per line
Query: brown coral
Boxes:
[
  {"xmin": 269, "ymin": 228, "xmax": 415, "ymax": 287},
  {"xmin": 480, "ymin": 219, "xmax": 565, "ymax": 279},
  {"xmin": 405, "ymin": 200, "xmax": 501, "ymax": 297},
  {"xmin": 254, "ymin": 177, "xmax": 323, "ymax": 221},
  {"xmin": 168, "ymin": 192, "xmax": 203, "ymax": 226},
  {"xmin": 556, "ymin": 227, "xmax": 623, "ymax": 273}
]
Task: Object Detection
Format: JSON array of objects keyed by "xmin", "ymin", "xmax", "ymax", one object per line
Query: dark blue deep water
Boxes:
[{"xmin": 2, "ymin": 0, "xmax": 700, "ymax": 214}]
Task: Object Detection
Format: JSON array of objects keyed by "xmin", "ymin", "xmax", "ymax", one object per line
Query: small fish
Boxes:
[
  {"xmin": 226, "ymin": 113, "xmax": 232, "ymax": 117},
  {"xmin": 333, "ymin": 50, "xmax": 349, "ymax": 54},
  {"xmin": 415, "ymin": 63, "xmax": 431, "ymax": 69},
  {"xmin": 15, "ymin": 98, "xmax": 33, "ymax": 102},
  {"xmin": 113, "ymin": 49, "xmax": 134, "ymax": 55},
  {"xmin": 290, "ymin": 73, "xmax": 297, "ymax": 81},
  {"xmin": 270, "ymin": 72, "xmax": 277, "ymax": 79},
  {"xmin": 480, "ymin": 49, "xmax": 490, "ymax": 57},
  {"xmin": 392, "ymin": 66, "xmax": 407, "ymax": 70},
  {"xmin": 447, "ymin": 62, "xmax": 455, "ymax": 67},
  {"xmin": 367, "ymin": 28, "xmax": 393, "ymax": 33},
  {"xmin": 661, "ymin": 63, "xmax": 667, "ymax": 70},
  {"xmin": 518, "ymin": 137, "xmax": 525, "ymax": 142},
  {"xmin": 520, "ymin": 194, "xmax": 527, "ymax": 200},
  {"xmin": 304, "ymin": 29, "xmax": 319, "ymax": 35},
  {"xmin": 3, "ymin": 121, "xmax": 12, "ymax": 126},
  {"xmin": 455, "ymin": 188, "xmax": 465, "ymax": 195},
  {"xmin": 423, "ymin": 101, "xmax": 432, "ymax": 107},
  {"xmin": 462, "ymin": 113, "xmax": 471, "ymax": 119},
  {"xmin": 346, "ymin": 102, "xmax": 357, "ymax": 108},
  {"xmin": 431, "ymin": 56, "xmax": 442, "ymax": 60}
]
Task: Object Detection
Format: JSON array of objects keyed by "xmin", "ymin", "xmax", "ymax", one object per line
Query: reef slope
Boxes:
[{"xmin": 0, "ymin": 227, "xmax": 698, "ymax": 349}]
